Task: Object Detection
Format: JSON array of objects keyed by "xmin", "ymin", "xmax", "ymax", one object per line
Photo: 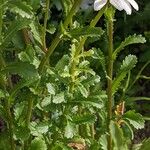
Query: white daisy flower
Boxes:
[{"xmin": 94, "ymin": 0, "xmax": 139, "ymax": 15}]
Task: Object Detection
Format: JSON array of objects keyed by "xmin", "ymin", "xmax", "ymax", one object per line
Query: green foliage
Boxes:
[
  {"xmin": 112, "ymin": 55, "xmax": 137, "ymax": 94},
  {"xmin": 109, "ymin": 121, "xmax": 128, "ymax": 150},
  {"xmin": 123, "ymin": 110, "xmax": 145, "ymax": 129},
  {"xmin": 113, "ymin": 35, "xmax": 146, "ymax": 60},
  {"xmin": 30, "ymin": 137, "xmax": 47, "ymax": 150},
  {"xmin": 0, "ymin": 0, "xmax": 148, "ymax": 149}
]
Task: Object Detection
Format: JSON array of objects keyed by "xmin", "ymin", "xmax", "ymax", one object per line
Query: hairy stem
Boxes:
[
  {"xmin": 107, "ymin": 13, "xmax": 114, "ymax": 150},
  {"xmin": 42, "ymin": 0, "xmax": 50, "ymax": 52}
]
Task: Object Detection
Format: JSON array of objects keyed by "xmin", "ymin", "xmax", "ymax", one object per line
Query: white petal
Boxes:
[
  {"xmin": 110, "ymin": 0, "xmax": 123, "ymax": 11},
  {"xmin": 94, "ymin": 0, "xmax": 107, "ymax": 11},
  {"xmin": 121, "ymin": 0, "xmax": 132, "ymax": 15},
  {"xmin": 126, "ymin": 0, "xmax": 139, "ymax": 11}
]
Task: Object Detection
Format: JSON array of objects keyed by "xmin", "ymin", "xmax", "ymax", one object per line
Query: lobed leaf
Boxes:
[
  {"xmin": 112, "ymin": 55, "xmax": 137, "ymax": 95},
  {"xmin": 113, "ymin": 35, "xmax": 146, "ymax": 60},
  {"xmin": 123, "ymin": 110, "xmax": 145, "ymax": 129}
]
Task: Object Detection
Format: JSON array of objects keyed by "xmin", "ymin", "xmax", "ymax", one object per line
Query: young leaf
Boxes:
[
  {"xmin": 112, "ymin": 55, "xmax": 137, "ymax": 95},
  {"xmin": 68, "ymin": 27, "xmax": 104, "ymax": 38},
  {"xmin": 30, "ymin": 137, "xmax": 47, "ymax": 150},
  {"xmin": 113, "ymin": 35, "xmax": 146, "ymax": 60},
  {"xmin": 123, "ymin": 110, "xmax": 145, "ymax": 129},
  {"xmin": 109, "ymin": 121, "xmax": 128, "ymax": 150}
]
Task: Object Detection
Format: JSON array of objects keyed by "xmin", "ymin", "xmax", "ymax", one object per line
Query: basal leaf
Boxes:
[
  {"xmin": 113, "ymin": 35, "xmax": 146, "ymax": 60},
  {"xmin": 123, "ymin": 110, "xmax": 145, "ymax": 129},
  {"xmin": 69, "ymin": 27, "xmax": 104, "ymax": 38},
  {"xmin": 112, "ymin": 55, "xmax": 137, "ymax": 95}
]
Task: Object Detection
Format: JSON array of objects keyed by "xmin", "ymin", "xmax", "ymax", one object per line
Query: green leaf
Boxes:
[
  {"xmin": 68, "ymin": 27, "xmax": 104, "ymax": 38},
  {"xmin": 15, "ymin": 126, "xmax": 30, "ymax": 141},
  {"xmin": 46, "ymin": 83, "xmax": 55, "ymax": 95},
  {"xmin": 123, "ymin": 110, "xmax": 145, "ymax": 129},
  {"xmin": 77, "ymin": 83, "xmax": 89, "ymax": 98},
  {"xmin": 113, "ymin": 35, "xmax": 146, "ymax": 60},
  {"xmin": 92, "ymin": 48, "xmax": 106, "ymax": 74},
  {"xmin": 64, "ymin": 122, "xmax": 75, "ymax": 139},
  {"xmin": 30, "ymin": 137, "xmax": 47, "ymax": 150},
  {"xmin": 99, "ymin": 134, "xmax": 108, "ymax": 150},
  {"xmin": 0, "ymin": 18, "xmax": 31, "ymax": 47},
  {"xmin": 139, "ymin": 138, "xmax": 150, "ymax": 150},
  {"xmin": 112, "ymin": 55, "xmax": 137, "ymax": 95},
  {"xmin": 1, "ymin": 62, "xmax": 39, "ymax": 81},
  {"xmin": 109, "ymin": 121, "xmax": 127, "ymax": 150},
  {"xmin": 72, "ymin": 114, "xmax": 96, "ymax": 125},
  {"xmin": 53, "ymin": 92, "xmax": 65, "ymax": 104},
  {"xmin": 9, "ymin": 1, "xmax": 33, "ymax": 18},
  {"xmin": 0, "ymin": 89, "xmax": 5, "ymax": 98}
]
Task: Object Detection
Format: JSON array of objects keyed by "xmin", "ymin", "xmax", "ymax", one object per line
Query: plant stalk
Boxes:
[
  {"xmin": 0, "ymin": 2, "xmax": 15, "ymax": 149},
  {"xmin": 42, "ymin": 0, "xmax": 50, "ymax": 52},
  {"xmin": 38, "ymin": 0, "xmax": 82, "ymax": 73},
  {"xmin": 107, "ymin": 13, "xmax": 114, "ymax": 150}
]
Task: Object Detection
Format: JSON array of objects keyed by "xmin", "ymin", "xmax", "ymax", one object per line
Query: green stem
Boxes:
[
  {"xmin": 128, "ymin": 60, "xmax": 150, "ymax": 91},
  {"xmin": 0, "ymin": 3, "xmax": 15, "ymax": 149},
  {"xmin": 38, "ymin": 0, "xmax": 82, "ymax": 73},
  {"xmin": 42, "ymin": 0, "xmax": 50, "ymax": 51},
  {"xmin": 106, "ymin": 13, "xmax": 114, "ymax": 150}
]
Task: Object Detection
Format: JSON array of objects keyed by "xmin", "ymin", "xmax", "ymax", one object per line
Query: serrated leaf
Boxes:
[
  {"xmin": 64, "ymin": 122, "xmax": 75, "ymax": 139},
  {"xmin": 53, "ymin": 92, "xmax": 65, "ymax": 104},
  {"xmin": 46, "ymin": 83, "xmax": 55, "ymax": 95},
  {"xmin": 113, "ymin": 35, "xmax": 146, "ymax": 60},
  {"xmin": 109, "ymin": 121, "xmax": 127, "ymax": 150},
  {"xmin": 69, "ymin": 27, "xmax": 104, "ymax": 38},
  {"xmin": 30, "ymin": 137, "xmax": 47, "ymax": 150},
  {"xmin": 9, "ymin": 1, "xmax": 33, "ymax": 18},
  {"xmin": 0, "ymin": 89, "xmax": 5, "ymax": 98},
  {"xmin": 0, "ymin": 18, "xmax": 31, "ymax": 47},
  {"xmin": 92, "ymin": 48, "xmax": 106, "ymax": 73},
  {"xmin": 72, "ymin": 114, "xmax": 96, "ymax": 125},
  {"xmin": 30, "ymin": 22, "xmax": 42, "ymax": 45},
  {"xmin": 1, "ymin": 62, "xmax": 39, "ymax": 81},
  {"xmin": 15, "ymin": 126, "xmax": 30, "ymax": 141},
  {"xmin": 99, "ymin": 134, "xmax": 108, "ymax": 150},
  {"xmin": 123, "ymin": 110, "xmax": 145, "ymax": 129},
  {"xmin": 77, "ymin": 83, "xmax": 89, "ymax": 98},
  {"xmin": 112, "ymin": 55, "xmax": 137, "ymax": 95}
]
